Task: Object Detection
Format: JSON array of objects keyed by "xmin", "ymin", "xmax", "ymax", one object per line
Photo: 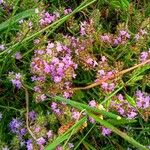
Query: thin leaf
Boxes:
[
  {"xmin": 125, "ymin": 94, "xmax": 136, "ymax": 107},
  {"xmin": 0, "ymin": 9, "xmax": 36, "ymax": 31},
  {"xmin": 50, "ymin": 96, "xmax": 122, "ymax": 120},
  {"xmin": 89, "ymin": 113, "xmax": 148, "ymax": 150},
  {"xmin": 45, "ymin": 117, "xmax": 87, "ymax": 150}
]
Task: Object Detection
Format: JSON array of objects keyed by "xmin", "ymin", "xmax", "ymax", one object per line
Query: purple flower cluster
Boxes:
[
  {"xmin": 88, "ymin": 100, "xmax": 97, "ymax": 123},
  {"xmin": 80, "ymin": 21, "xmax": 87, "ymax": 35},
  {"xmin": 29, "ymin": 111, "xmax": 37, "ymax": 122},
  {"xmin": 72, "ymin": 110, "xmax": 80, "ymax": 120},
  {"xmin": 101, "ymin": 34, "xmax": 112, "ymax": 43},
  {"xmin": 26, "ymin": 139, "xmax": 33, "ymax": 150},
  {"xmin": 96, "ymin": 69, "xmax": 116, "ymax": 92},
  {"xmin": 134, "ymin": 29, "xmax": 147, "ymax": 41},
  {"xmin": 39, "ymin": 11, "xmax": 60, "ymax": 26},
  {"xmin": 135, "ymin": 90, "xmax": 150, "ymax": 109},
  {"xmin": 114, "ymin": 30, "xmax": 130, "ymax": 45},
  {"xmin": 9, "ymin": 118, "xmax": 26, "ymax": 138},
  {"xmin": 140, "ymin": 49, "xmax": 150, "ymax": 62},
  {"xmin": 0, "ymin": 44, "xmax": 5, "ymax": 50},
  {"xmin": 64, "ymin": 8, "xmax": 72, "ymax": 15},
  {"xmin": 49, "ymin": 55, "xmax": 77, "ymax": 83},
  {"xmin": 31, "ymin": 41, "xmax": 78, "ymax": 101},
  {"xmin": 31, "ymin": 42, "xmax": 77, "ymax": 83},
  {"xmin": 111, "ymin": 94, "xmax": 137, "ymax": 119},
  {"xmin": 100, "ymin": 30, "xmax": 130, "ymax": 46},
  {"xmin": 101, "ymin": 127, "xmax": 111, "ymax": 136},
  {"xmin": 51, "ymin": 102, "xmax": 61, "ymax": 115},
  {"xmin": 14, "ymin": 52, "xmax": 22, "ymax": 60},
  {"xmin": 80, "ymin": 19, "xmax": 95, "ymax": 36},
  {"xmin": 37, "ymin": 137, "xmax": 46, "ymax": 145},
  {"xmin": 9, "ymin": 72, "xmax": 23, "ymax": 89}
]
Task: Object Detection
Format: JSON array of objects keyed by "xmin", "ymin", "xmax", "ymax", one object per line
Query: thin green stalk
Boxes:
[
  {"xmin": 50, "ymin": 95, "xmax": 122, "ymax": 120},
  {"xmin": 89, "ymin": 113, "xmax": 148, "ymax": 150},
  {"xmin": 74, "ymin": 124, "xmax": 95, "ymax": 150},
  {"xmin": 0, "ymin": 105, "xmax": 24, "ymax": 113},
  {"xmin": 0, "ymin": 0, "xmax": 96, "ymax": 56},
  {"xmin": 45, "ymin": 117, "xmax": 87, "ymax": 150}
]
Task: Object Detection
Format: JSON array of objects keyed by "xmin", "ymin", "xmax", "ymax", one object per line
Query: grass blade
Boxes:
[
  {"xmin": 89, "ymin": 113, "xmax": 148, "ymax": 150},
  {"xmin": 45, "ymin": 117, "xmax": 87, "ymax": 150},
  {"xmin": 0, "ymin": 9, "xmax": 36, "ymax": 31}
]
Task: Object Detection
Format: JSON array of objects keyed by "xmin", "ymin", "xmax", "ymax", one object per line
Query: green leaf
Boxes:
[
  {"xmin": 0, "ymin": 9, "xmax": 36, "ymax": 31},
  {"xmin": 72, "ymin": 90, "xmax": 84, "ymax": 100},
  {"xmin": 51, "ymin": 95, "xmax": 122, "ymax": 120},
  {"xmin": 45, "ymin": 117, "xmax": 87, "ymax": 150},
  {"xmin": 108, "ymin": 118, "xmax": 137, "ymax": 126},
  {"xmin": 89, "ymin": 113, "xmax": 148, "ymax": 150},
  {"xmin": 125, "ymin": 94, "xmax": 136, "ymax": 107}
]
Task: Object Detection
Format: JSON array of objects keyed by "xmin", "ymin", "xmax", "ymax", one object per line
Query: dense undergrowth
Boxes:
[{"xmin": 0, "ymin": 0, "xmax": 150, "ymax": 149}]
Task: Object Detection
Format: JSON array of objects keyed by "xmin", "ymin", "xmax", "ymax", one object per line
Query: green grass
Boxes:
[{"xmin": 0, "ymin": 0, "xmax": 150, "ymax": 149}]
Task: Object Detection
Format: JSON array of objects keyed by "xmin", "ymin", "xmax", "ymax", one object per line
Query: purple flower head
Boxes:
[
  {"xmin": 26, "ymin": 139, "xmax": 33, "ymax": 150},
  {"xmin": 29, "ymin": 111, "xmax": 37, "ymax": 121},
  {"xmin": 37, "ymin": 137, "xmax": 46, "ymax": 145},
  {"xmin": 20, "ymin": 128, "xmax": 26, "ymax": 136},
  {"xmin": 63, "ymin": 91, "xmax": 71, "ymax": 99},
  {"xmin": 114, "ymin": 39, "xmax": 119, "ymax": 45},
  {"xmin": 51, "ymin": 102, "xmax": 57, "ymax": 109},
  {"xmin": 64, "ymin": 8, "xmax": 72, "ymax": 15},
  {"xmin": 40, "ymin": 94, "xmax": 46, "ymax": 101},
  {"xmin": 89, "ymin": 117, "xmax": 95, "ymax": 123},
  {"xmin": 0, "ymin": 44, "xmax": 5, "ymax": 50},
  {"xmin": 140, "ymin": 29, "xmax": 147, "ymax": 35},
  {"xmin": 101, "ymin": 35, "xmax": 111, "ymax": 42},
  {"xmin": 134, "ymin": 34, "xmax": 140, "ymax": 41},
  {"xmin": 89, "ymin": 100, "xmax": 96, "ymax": 107},
  {"xmin": 14, "ymin": 52, "xmax": 22, "ymax": 60},
  {"xmin": 72, "ymin": 111, "xmax": 80, "ymax": 120},
  {"xmin": 56, "ymin": 146, "xmax": 63, "ymax": 150},
  {"xmin": 140, "ymin": 51, "xmax": 148, "ymax": 62},
  {"xmin": 80, "ymin": 21, "xmax": 87, "ymax": 35},
  {"xmin": 47, "ymin": 130, "xmax": 53, "ymax": 139},
  {"xmin": 9, "ymin": 72, "xmax": 23, "ymax": 89},
  {"xmin": 102, "ymin": 127, "xmax": 111, "ymax": 136},
  {"xmin": 34, "ymin": 127, "xmax": 41, "ymax": 133},
  {"xmin": 68, "ymin": 143, "xmax": 74, "ymax": 149},
  {"xmin": 127, "ymin": 111, "xmax": 137, "ymax": 119},
  {"xmin": 119, "ymin": 30, "xmax": 127, "ymax": 36},
  {"xmin": 136, "ymin": 90, "xmax": 150, "ymax": 109},
  {"xmin": 0, "ymin": 0, "xmax": 3, "ymax": 4},
  {"xmin": 119, "ymin": 30, "xmax": 130, "ymax": 38},
  {"xmin": 40, "ymin": 11, "xmax": 57, "ymax": 26},
  {"xmin": 9, "ymin": 118, "xmax": 23, "ymax": 133},
  {"xmin": 118, "ymin": 94, "xmax": 124, "ymax": 101}
]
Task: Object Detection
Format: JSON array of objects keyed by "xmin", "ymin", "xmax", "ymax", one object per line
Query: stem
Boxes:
[
  {"xmin": 0, "ymin": 105, "xmax": 23, "ymax": 113},
  {"xmin": 23, "ymin": 86, "xmax": 37, "ymax": 141},
  {"xmin": 72, "ymin": 59, "xmax": 150, "ymax": 91}
]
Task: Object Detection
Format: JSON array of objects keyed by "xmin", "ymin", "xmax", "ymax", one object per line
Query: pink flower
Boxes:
[
  {"xmin": 102, "ymin": 127, "xmax": 111, "ymax": 136},
  {"xmin": 72, "ymin": 111, "xmax": 80, "ymax": 120},
  {"xmin": 40, "ymin": 94, "xmax": 46, "ymax": 101},
  {"xmin": 0, "ymin": 44, "xmax": 5, "ymax": 50},
  {"xmin": 47, "ymin": 130, "xmax": 53, "ymax": 138},
  {"xmin": 89, "ymin": 100, "xmax": 96, "ymax": 107},
  {"xmin": 101, "ymin": 35, "xmax": 111, "ymax": 42},
  {"xmin": 127, "ymin": 111, "xmax": 137, "ymax": 119},
  {"xmin": 15, "ymin": 52, "xmax": 22, "ymax": 60},
  {"xmin": 37, "ymin": 137, "xmax": 46, "ymax": 145},
  {"xmin": 34, "ymin": 127, "xmax": 41, "ymax": 133}
]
